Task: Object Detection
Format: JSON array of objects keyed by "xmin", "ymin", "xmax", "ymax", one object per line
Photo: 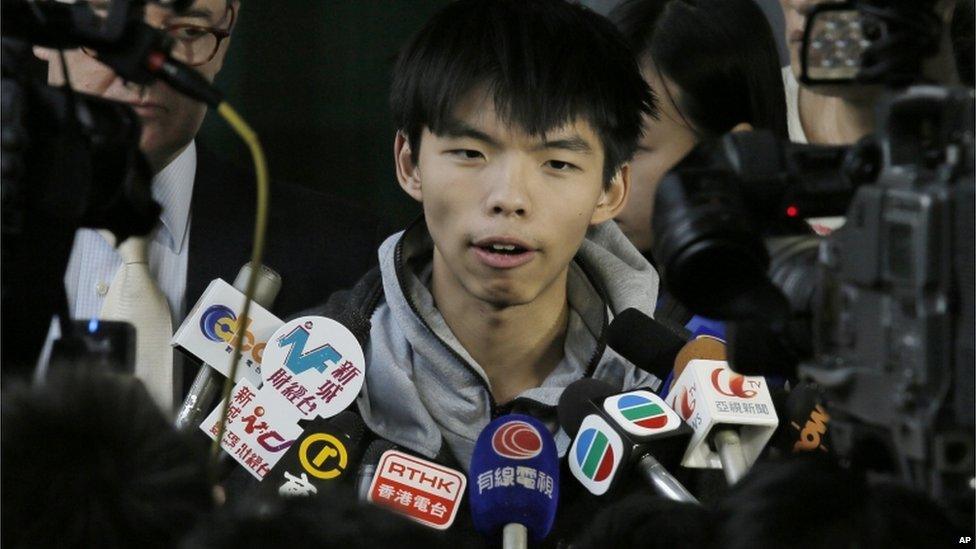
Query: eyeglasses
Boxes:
[{"xmin": 82, "ymin": 4, "xmax": 236, "ymax": 67}]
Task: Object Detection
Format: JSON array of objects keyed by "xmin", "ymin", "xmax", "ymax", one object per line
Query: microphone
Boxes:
[
  {"xmin": 558, "ymin": 379, "xmax": 698, "ymax": 503},
  {"xmin": 173, "ymin": 263, "xmax": 283, "ymax": 430},
  {"xmin": 607, "ymin": 308, "xmax": 686, "ymax": 382},
  {"xmin": 201, "ymin": 315, "xmax": 367, "ymax": 478},
  {"xmin": 268, "ymin": 411, "xmax": 366, "ymax": 496},
  {"xmin": 469, "ymin": 414, "xmax": 560, "ymax": 549},
  {"xmin": 666, "ymin": 358, "xmax": 779, "ymax": 484},
  {"xmin": 664, "ymin": 334, "xmax": 728, "ymax": 397},
  {"xmin": 357, "ymin": 439, "xmax": 397, "ymax": 501},
  {"xmin": 770, "ymin": 382, "xmax": 831, "ymax": 455}
]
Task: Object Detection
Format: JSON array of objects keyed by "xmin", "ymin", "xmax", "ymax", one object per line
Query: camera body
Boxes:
[{"xmin": 650, "ymin": 0, "xmax": 974, "ymax": 504}]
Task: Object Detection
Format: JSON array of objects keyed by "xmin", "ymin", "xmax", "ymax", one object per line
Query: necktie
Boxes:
[{"xmin": 100, "ymin": 232, "xmax": 174, "ymax": 413}]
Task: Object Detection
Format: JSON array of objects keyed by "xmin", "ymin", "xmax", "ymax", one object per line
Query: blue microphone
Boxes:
[{"xmin": 468, "ymin": 414, "xmax": 560, "ymax": 549}]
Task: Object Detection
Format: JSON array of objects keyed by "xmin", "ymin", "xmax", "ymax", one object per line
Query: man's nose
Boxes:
[{"xmin": 484, "ymin": 159, "xmax": 531, "ymax": 217}]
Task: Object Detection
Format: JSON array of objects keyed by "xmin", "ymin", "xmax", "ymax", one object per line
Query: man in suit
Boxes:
[{"xmin": 35, "ymin": 0, "xmax": 381, "ymax": 409}]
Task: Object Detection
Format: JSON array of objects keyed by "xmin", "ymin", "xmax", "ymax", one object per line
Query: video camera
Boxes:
[
  {"xmin": 1, "ymin": 0, "xmax": 221, "ymax": 375},
  {"xmin": 651, "ymin": 0, "xmax": 974, "ymax": 509}
]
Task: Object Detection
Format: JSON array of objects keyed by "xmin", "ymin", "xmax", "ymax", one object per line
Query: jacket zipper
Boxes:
[
  {"xmin": 393, "ymin": 228, "xmax": 502, "ymax": 415},
  {"xmin": 392, "ymin": 220, "xmax": 612, "ymax": 418}
]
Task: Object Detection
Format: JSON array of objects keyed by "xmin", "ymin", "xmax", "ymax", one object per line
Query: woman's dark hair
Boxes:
[
  {"xmin": 390, "ymin": 0, "xmax": 655, "ymax": 185},
  {"xmin": 611, "ymin": 0, "xmax": 789, "ymax": 140}
]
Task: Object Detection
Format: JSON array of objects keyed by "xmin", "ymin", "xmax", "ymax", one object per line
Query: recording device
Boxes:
[
  {"xmin": 769, "ymin": 382, "xmax": 832, "ymax": 456},
  {"xmin": 666, "ymin": 359, "xmax": 779, "ymax": 485},
  {"xmin": 45, "ymin": 319, "xmax": 136, "ymax": 377},
  {"xmin": 174, "ymin": 263, "xmax": 283, "ymax": 430},
  {"xmin": 650, "ymin": 0, "xmax": 974, "ymax": 504},
  {"xmin": 607, "ymin": 308, "xmax": 686, "ymax": 383},
  {"xmin": 468, "ymin": 415, "xmax": 559, "ymax": 548},
  {"xmin": 2, "ymin": 0, "xmax": 224, "ymax": 373},
  {"xmin": 267, "ymin": 411, "xmax": 366, "ymax": 496},
  {"xmin": 558, "ymin": 379, "xmax": 697, "ymax": 503},
  {"xmin": 357, "ymin": 439, "xmax": 397, "ymax": 501}
]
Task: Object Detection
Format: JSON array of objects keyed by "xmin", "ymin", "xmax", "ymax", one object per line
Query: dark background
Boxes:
[{"xmin": 199, "ymin": 0, "xmax": 787, "ymax": 231}]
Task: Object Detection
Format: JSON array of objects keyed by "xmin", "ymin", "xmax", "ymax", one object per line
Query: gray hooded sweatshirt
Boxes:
[{"xmin": 355, "ymin": 219, "xmax": 661, "ymax": 470}]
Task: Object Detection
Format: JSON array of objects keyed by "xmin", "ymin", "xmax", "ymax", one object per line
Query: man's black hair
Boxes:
[
  {"xmin": 611, "ymin": 0, "xmax": 788, "ymax": 140},
  {"xmin": 2, "ymin": 369, "xmax": 213, "ymax": 548},
  {"xmin": 573, "ymin": 493, "xmax": 713, "ymax": 548},
  {"xmin": 390, "ymin": 0, "xmax": 656, "ymax": 185}
]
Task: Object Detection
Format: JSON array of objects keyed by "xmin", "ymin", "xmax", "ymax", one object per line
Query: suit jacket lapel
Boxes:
[{"xmin": 185, "ymin": 144, "xmax": 256, "ymax": 321}]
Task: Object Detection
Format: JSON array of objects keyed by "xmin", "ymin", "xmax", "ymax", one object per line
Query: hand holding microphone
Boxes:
[{"xmin": 469, "ymin": 414, "xmax": 560, "ymax": 549}]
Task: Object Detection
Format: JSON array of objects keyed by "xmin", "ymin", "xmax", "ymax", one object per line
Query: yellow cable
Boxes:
[{"xmin": 209, "ymin": 102, "xmax": 270, "ymax": 476}]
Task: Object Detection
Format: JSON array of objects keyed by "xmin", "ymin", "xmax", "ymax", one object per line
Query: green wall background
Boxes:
[{"xmin": 198, "ymin": 1, "xmax": 451, "ymax": 230}]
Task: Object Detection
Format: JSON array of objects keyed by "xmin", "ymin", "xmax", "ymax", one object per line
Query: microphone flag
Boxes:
[
  {"xmin": 367, "ymin": 450, "xmax": 467, "ymax": 530},
  {"xmin": 201, "ymin": 315, "xmax": 366, "ymax": 479}
]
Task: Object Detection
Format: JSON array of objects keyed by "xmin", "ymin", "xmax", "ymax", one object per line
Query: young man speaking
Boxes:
[{"xmin": 321, "ymin": 0, "xmax": 659, "ymax": 473}]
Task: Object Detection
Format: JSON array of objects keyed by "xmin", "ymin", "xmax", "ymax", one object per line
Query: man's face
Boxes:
[
  {"xmin": 615, "ymin": 67, "xmax": 697, "ymax": 253},
  {"xmin": 396, "ymin": 91, "xmax": 627, "ymax": 309},
  {"xmin": 37, "ymin": 0, "xmax": 236, "ymax": 172}
]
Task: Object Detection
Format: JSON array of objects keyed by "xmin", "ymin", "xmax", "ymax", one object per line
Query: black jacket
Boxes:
[{"xmin": 181, "ymin": 145, "xmax": 385, "ymax": 396}]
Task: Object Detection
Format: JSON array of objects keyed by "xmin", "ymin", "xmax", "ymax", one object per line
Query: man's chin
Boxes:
[{"xmin": 472, "ymin": 283, "xmax": 534, "ymax": 310}]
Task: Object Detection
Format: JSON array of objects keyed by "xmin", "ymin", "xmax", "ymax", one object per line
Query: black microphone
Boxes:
[
  {"xmin": 356, "ymin": 439, "xmax": 397, "ymax": 501},
  {"xmin": 607, "ymin": 308, "xmax": 687, "ymax": 383},
  {"xmin": 268, "ymin": 411, "xmax": 367, "ymax": 497},
  {"xmin": 770, "ymin": 382, "xmax": 831, "ymax": 456},
  {"xmin": 559, "ymin": 378, "xmax": 698, "ymax": 503},
  {"xmin": 4, "ymin": 1, "xmax": 222, "ymax": 106}
]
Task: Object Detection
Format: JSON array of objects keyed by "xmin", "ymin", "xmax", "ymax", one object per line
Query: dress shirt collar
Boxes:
[{"xmin": 152, "ymin": 141, "xmax": 196, "ymax": 254}]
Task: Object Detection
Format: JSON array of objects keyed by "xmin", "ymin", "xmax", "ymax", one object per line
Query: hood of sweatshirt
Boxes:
[{"xmin": 355, "ymin": 218, "xmax": 661, "ymax": 469}]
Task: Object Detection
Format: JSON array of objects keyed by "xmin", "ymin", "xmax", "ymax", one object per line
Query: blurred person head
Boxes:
[
  {"xmin": 610, "ymin": 0, "xmax": 788, "ymax": 252},
  {"xmin": 34, "ymin": 0, "xmax": 239, "ymax": 172},
  {"xmin": 389, "ymin": 0, "xmax": 653, "ymax": 310},
  {"xmin": 2, "ymin": 368, "xmax": 213, "ymax": 548},
  {"xmin": 573, "ymin": 493, "xmax": 714, "ymax": 549},
  {"xmin": 181, "ymin": 489, "xmax": 458, "ymax": 549},
  {"xmin": 714, "ymin": 457, "xmax": 959, "ymax": 548}
]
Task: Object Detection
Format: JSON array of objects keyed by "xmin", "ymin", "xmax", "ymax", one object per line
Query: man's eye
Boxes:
[
  {"xmin": 448, "ymin": 149, "xmax": 484, "ymax": 160},
  {"xmin": 170, "ymin": 26, "xmax": 210, "ymax": 41},
  {"xmin": 545, "ymin": 160, "xmax": 579, "ymax": 171}
]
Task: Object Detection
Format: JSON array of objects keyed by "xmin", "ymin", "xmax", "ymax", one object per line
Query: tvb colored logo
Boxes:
[
  {"xmin": 568, "ymin": 415, "xmax": 624, "ymax": 496},
  {"xmin": 603, "ymin": 391, "xmax": 682, "ymax": 437},
  {"xmin": 575, "ymin": 429, "xmax": 615, "ymax": 481},
  {"xmin": 200, "ymin": 305, "xmax": 266, "ymax": 363}
]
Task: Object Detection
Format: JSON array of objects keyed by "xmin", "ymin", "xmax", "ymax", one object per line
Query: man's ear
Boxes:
[
  {"xmin": 394, "ymin": 131, "xmax": 423, "ymax": 202},
  {"xmin": 590, "ymin": 163, "xmax": 631, "ymax": 225}
]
